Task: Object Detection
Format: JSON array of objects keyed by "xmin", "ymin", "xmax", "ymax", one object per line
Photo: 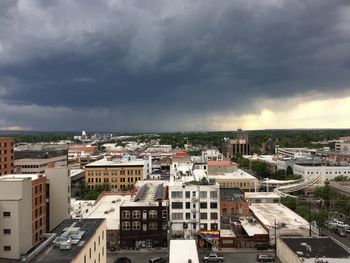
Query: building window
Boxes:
[
  {"xmin": 210, "ymin": 223, "xmax": 218, "ymax": 230},
  {"xmin": 171, "ymin": 191, "xmax": 183, "ymax": 198},
  {"xmin": 200, "ymin": 213, "xmax": 208, "ymax": 220},
  {"xmin": 185, "ymin": 191, "xmax": 190, "ymax": 198},
  {"xmin": 149, "ymin": 222, "xmax": 158, "ymax": 230},
  {"xmin": 89, "ymin": 248, "xmax": 91, "ymax": 258},
  {"xmin": 132, "ymin": 221, "xmax": 141, "ymax": 230},
  {"xmin": 210, "ymin": 202, "xmax": 218, "ymax": 209},
  {"xmin": 210, "ymin": 191, "xmax": 218, "ymax": 198},
  {"xmin": 149, "ymin": 210, "xmax": 157, "ymax": 219},
  {"xmin": 171, "ymin": 202, "xmax": 183, "ymax": 209},
  {"xmin": 201, "ymin": 223, "xmax": 208, "ymax": 230},
  {"xmin": 210, "ymin": 213, "xmax": 218, "ymax": 220},
  {"xmin": 162, "ymin": 210, "xmax": 167, "ymax": 218},
  {"xmin": 4, "ymin": 246, "xmax": 11, "ymax": 251},
  {"xmin": 132, "ymin": 210, "xmax": 141, "ymax": 219},
  {"xmin": 185, "ymin": 213, "xmax": 191, "ymax": 220},
  {"xmin": 199, "ymin": 191, "xmax": 207, "ymax": 198},
  {"xmin": 122, "ymin": 210, "xmax": 130, "ymax": 219},
  {"xmin": 200, "ymin": 202, "xmax": 207, "ymax": 209},
  {"xmin": 3, "ymin": 212, "xmax": 10, "ymax": 217},
  {"xmin": 122, "ymin": 222, "xmax": 131, "ymax": 231},
  {"xmin": 94, "ymin": 241, "xmax": 96, "ymax": 251},
  {"xmin": 3, "ymin": 229, "xmax": 11, "ymax": 234},
  {"xmin": 171, "ymin": 213, "xmax": 183, "ymax": 220}
]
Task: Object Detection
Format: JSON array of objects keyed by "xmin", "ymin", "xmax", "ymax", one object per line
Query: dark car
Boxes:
[{"xmin": 115, "ymin": 257, "xmax": 132, "ymax": 263}]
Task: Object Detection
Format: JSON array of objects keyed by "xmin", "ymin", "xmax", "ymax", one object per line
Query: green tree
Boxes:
[
  {"xmin": 281, "ymin": 196, "xmax": 297, "ymax": 211},
  {"xmin": 335, "ymin": 196, "xmax": 350, "ymax": 216},
  {"xmin": 251, "ymin": 161, "xmax": 269, "ymax": 177},
  {"xmin": 295, "ymin": 206, "xmax": 309, "ymax": 220}
]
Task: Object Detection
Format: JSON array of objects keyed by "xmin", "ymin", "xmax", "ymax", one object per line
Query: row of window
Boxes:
[
  {"xmin": 171, "ymin": 212, "xmax": 218, "ymax": 220},
  {"xmin": 171, "ymin": 202, "xmax": 218, "ymax": 209},
  {"xmin": 0, "ymin": 156, "xmax": 14, "ymax": 162},
  {"xmin": 171, "ymin": 190, "xmax": 218, "ymax": 199},
  {"xmin": 121, "ymin": 221, "xmax": 159, "ymax": 231},
  {"xmin": 0, "ymin": 163, "xmax": 14, "ymax": 169},
  {"xmin": 0, "ymin": 142, "xmax": 14, "ymax": 147},
  {"xmin": 220, "ymin": 181, "xmax": 255, "ymax": 188},
  {"xmin": 87, "ymin": 170, "xmax": 142, "ymax": 176},
  {"xmin": 121, "ymin": 210, "xmax": 166, "ymax": 220},
  {"xmin": 87, "ymin": 177, "xmax": 142, "ymax": 183},
  {"xmin": 0, "ymin": 149, "xmax": 13, "ymax": 154}
]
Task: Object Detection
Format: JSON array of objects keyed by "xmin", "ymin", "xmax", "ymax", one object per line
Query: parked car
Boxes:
[
  {"xmin": 257, "ymin": 254, "xmax": 275, "ymax": 262},
  {"xmin": 114, "ymin": 257, "xmax": 132, "ymax": 263},
  {"xmin": 202, "ymin": 253, "xmax": 224, "ymax": 262}
]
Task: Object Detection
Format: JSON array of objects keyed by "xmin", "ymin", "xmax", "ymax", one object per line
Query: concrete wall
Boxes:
[
  {"xmin": 45, "ymin": 168, "xmax": 71, "ymax": 231},
  {"xmin": 0, "ymin": 178, "xmax": 32, "ymax": 259},
  {"xmin": 72, "ymin": 220, "xmax": 107, "ymax": 263},
  {"xmin": 276, "ymin": 238, "xmax": 302, "ymax": 263}
]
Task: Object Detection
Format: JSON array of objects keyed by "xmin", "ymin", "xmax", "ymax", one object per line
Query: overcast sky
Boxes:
[{"xmin": 1, "ymin": 0, "xmax": 350, "ymax": 132}]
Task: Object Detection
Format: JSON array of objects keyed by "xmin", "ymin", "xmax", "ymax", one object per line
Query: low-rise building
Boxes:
[
  {"xmin": 220, "ymin": 188, "xmax": 249, "ymax": 218},
  {"xmin": 277, "ymin": 237, "xmax": 350, "ymax": 263},
  {"xmin": 208, "ymin": 169, "xmax": 259, "ymax": 192},
  {"xmin": 250, "ymin": 203, "xmax": 312, "ymax": 246},
  {"xmin": 30, "ymin": 219, "xmax": 107, "ymax": 263},
  {"xmin": 202, "ymin": 149, "xmax": 223, "ymax": 162},
  {"xmin": 85, "ymin": 157, "xmax": 148, "ymax": 191},
  {"xmin": 119, "ymin": 182, "xmax": 168, "ymax": 249}
]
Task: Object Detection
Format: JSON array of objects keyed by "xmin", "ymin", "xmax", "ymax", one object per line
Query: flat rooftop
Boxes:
[
  {"xmin": 240, "ymin": 217, "xmax": 268, "ymax": 237},
  {"xmin": 0, "ymin": 173, "xmax": 42, "ymax": 181},
  {"xmin": 250, "ymin": 203, "xmax": 309, "ymax": 230},
  {"xmin": 71, "ymin": 195, "xmax": 131, "ymax": 230},
  {"xmin": 245, "ymin": 192, "xmax": 281, "ymax": 199},
  {"xmin": 85, "ymin": 158, "xmax": 144, "ymax": 167},
  {"xmin": 208, "ymin": 169, "xmax": 258, "ymax": 180},
  {"xmin": 31, "ymin": 219, "xmax": 105, "ymax": 263},
  {"xmin": 282, "ymin": 237, "xmax": 350, "ymax": 262},
  {"xmin": 220, "ymin": 188, "xmax": 244, "ymax": 200}
]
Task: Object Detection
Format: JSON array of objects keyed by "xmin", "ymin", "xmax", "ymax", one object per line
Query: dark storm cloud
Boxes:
[{"xmin": 0, "ymin": 0, "xmax": 350, "ymax": 130}]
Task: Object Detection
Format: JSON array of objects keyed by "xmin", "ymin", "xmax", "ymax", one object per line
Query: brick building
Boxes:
[{"xmin": 0, "ymin": 137, "xmax": 14, "ymax": 176}]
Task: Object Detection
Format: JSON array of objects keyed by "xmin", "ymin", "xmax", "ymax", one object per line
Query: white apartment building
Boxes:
[{"xmin": 169, "ymin": 180, "xmax": 221, "ymax": 239}]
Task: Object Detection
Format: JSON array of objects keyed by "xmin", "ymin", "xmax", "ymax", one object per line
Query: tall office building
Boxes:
[{"xmin": 0, "ymin": 137, "xmax": 15, "ymax": 176}]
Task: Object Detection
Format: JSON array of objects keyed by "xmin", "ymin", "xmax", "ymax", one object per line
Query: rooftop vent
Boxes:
[{"xmin": 52, "ymin": 222, "xmax": 85, "ymax": 250}]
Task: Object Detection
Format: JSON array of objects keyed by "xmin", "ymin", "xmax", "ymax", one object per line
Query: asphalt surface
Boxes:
[{"xmin": 108, "ymin": 250, "xmax": 279, "ymax": 263}]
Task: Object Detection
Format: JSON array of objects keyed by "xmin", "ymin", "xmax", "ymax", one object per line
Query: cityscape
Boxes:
[{"xmin": 1, "ymin": 1, "xmax": 350, "ymax": 263}]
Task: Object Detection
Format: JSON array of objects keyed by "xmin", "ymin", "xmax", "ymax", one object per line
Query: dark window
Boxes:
[
  {"xmin": 210, "ymin": 202, "xmax": 218, "ymax": 209},
  {"xmin": 4, "ymin": 246, "xmax": 11, "ymax": 251},
  {"xmin": 200, "ymin": 202, "xmax": 207, "ymax": 209},
  {"xmin": 3, "ymin": 229, "xmax": 11, "ymax": 234},
  {"xmin": 171, "ymin": 202, "xmax": 183, "ymax": 209},
  {"xmin": 185, "ymin": 202, "xmax": 190, "ymax": 209},
  {"xmin": 185, "ymin": 191, "xmax": 191, "ymax": 198},
  {"xmin": 3, "ymin": 212, "xmax": 10, "ymax": 217},
  {"xmin": 210, "ymin": 223, "xmax": 218, "ymax": 230},
  {"xmin": 210, "ymin": 213, "xmax": 218, "ymax": 220}
]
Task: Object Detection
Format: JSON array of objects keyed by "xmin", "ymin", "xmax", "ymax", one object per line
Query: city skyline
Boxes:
[{"xmin": 1, "ymin": 1, "xmax": 350, "ymax": 132}]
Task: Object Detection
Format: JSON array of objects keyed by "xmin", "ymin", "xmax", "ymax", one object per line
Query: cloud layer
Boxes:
[{"xmin": 1, "ymin": 0, "xmax": 350, "ymax": 131}]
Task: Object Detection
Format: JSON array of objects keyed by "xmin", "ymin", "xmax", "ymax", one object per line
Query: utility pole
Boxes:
[{"xmin": 309, "ymin": 197, "xmax": 312, "ymax": 237}]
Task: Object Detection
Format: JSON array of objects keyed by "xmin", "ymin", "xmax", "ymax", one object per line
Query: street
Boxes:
[{"xmin": 108, "ymin": 250, "xmax": 279, "ymax": 263}]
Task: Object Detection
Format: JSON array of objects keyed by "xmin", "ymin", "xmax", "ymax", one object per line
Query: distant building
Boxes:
[
  {"xmin": 201, "ymin": 149, "xmax": 223, "ymax": 162},
  {"xmin": 0, "ymin": 168, "xmax": 71, "ymax": 260},
  {"xmin": 245, "ymin": 192, "xmax": 281, "ymax": 204},
  {"xmin": 30, "ymin": 219, "xmax": 107, "ymax": 263},
  {"xmin": 85, "ymin": 157, "xmax": 148, "ymax": 191},
  {"xmin": 222, "ymin": 129, "xmax": 251, "ymax": 158},
  {"xmin": 0, "ymin": 137, "xmax": 14, "ymax": 176},
  {"xmin": 119, "ymin": 182, "xmax": 168, "ymax": 249},
  {"xmin": 277, "ymin": 237, "xmax": 350, "ymax": 263},
  {"xmin": 14, "ymin": 144, "xmax": 68, "ymax": 174}
]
